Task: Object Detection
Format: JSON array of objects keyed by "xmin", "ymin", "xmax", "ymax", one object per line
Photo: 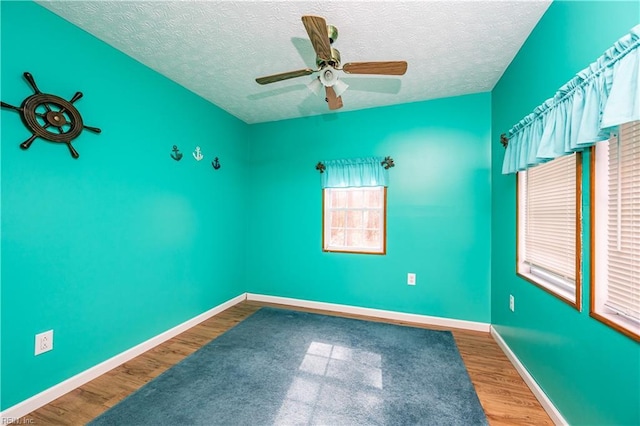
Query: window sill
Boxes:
[
  {"xmin": 323, "ymin": 247, "xmax": 385, "ymax": 255},
  {"xmin": 590, "ymin": 310, "xmax": 640, "ymax": 342},
  {"xmin": 517, "ymin": 271, "xmax": 579, "ymax": 310}
]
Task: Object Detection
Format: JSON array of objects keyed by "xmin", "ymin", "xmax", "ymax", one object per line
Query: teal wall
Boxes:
[
  {"xmin": 1, "ymin": 2, "xmax": 249, "ymax": 410},
  {"xmin": 491, "ymin": 2, "xmax": 640, "ymax": 425},
  {"xmin": 247, "ymin": 94, "xmax": 491, "ymax": 322},
  {"xmin": 3, "ymin": 0, "xmax": 639, "ymax": 422}
]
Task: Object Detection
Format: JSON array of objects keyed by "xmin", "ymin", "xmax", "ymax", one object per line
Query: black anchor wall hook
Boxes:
[
  {"xmin": 170, "ymin": 145, "xmax": 183, "ymax": 161},
  {"xmin": 212, "ymin": 157, "xmax": 221, "ymax": 170}
]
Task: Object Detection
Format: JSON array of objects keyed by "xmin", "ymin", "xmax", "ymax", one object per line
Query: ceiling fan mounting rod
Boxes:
[{"xmin": 327, "ymin": 25, "xmax": 338, "ymax": 44}]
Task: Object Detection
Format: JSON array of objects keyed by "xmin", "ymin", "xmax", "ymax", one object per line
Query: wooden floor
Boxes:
[{"xmin": 18, "ymin": 301, "xmax": 553, "ymax": 425}]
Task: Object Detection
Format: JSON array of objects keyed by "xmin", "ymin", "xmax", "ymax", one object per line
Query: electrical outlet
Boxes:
[
  {"xmin": 407, "ymin": 273, "xmax": 416, "ymax": 286},
  {"xmin": 509, "ymin": 295, "xmax": 515, "ymax": 312},
  {"xmin": 35, "ymin": 330, "xmax": 54, "ymax": 355}
]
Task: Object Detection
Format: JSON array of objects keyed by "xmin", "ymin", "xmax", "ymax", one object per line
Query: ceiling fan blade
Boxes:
[
  {"xmin": 302, "ymin": 15, "xmax": 332, "ymax": 62},
  {"xmin": 342, "ymin": 61, "xmax": 408, "ymax": 75},
  {"xmin": 256, "ymin": 68, "xmax": 315, "ymax": 85},
  {"xmin": 325, "ymin": 86, "xmax": 343, "ymax": 110}
]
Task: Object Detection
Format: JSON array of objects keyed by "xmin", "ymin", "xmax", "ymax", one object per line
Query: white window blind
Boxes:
[
  {"xmin": 523, "ymin": 154, "xmax": 578, "ymax": 287},
  {"xmin": 604, "ymin": 121, "xmax": 640, "ymax": 321}
]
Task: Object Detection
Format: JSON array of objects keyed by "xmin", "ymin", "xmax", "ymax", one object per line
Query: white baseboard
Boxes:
[
  {"xmin": 0, "ymin": 292, "xmax": 247, "ymax": 422},
  {"xmin": 4, "ymin": 292, "xmax": 563, "ymax": 425},
  {"xmin": 490, "ymin": 326, "xmax": 567, "ymax": 426},
  {"xmin": 246, "ymin": 293, "xmax": 490, "ymax": 332}
]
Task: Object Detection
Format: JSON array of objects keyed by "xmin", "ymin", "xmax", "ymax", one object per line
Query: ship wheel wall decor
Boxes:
[{"xmin": 1, "ymin": 72, "xmax": 101, "ymax": 159}]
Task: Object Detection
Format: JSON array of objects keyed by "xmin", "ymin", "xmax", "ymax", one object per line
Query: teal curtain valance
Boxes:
[
  {"xmin": 502, "ymin": 24, "xmax": 640, "ymax": 175},
  {"xmin": 320, "ymin": 157, "xmax": 389, "ymax": 188}
]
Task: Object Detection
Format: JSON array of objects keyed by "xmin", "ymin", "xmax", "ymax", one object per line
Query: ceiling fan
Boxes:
[{"xmin": 255, "ymin": 15, "xmax": 408, "ymax": 111}]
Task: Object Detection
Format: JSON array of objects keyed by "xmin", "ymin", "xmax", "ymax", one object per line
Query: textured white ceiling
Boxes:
[{"xmin": 36, "ymin": 1, "xmax": 551, "ymax": 124}]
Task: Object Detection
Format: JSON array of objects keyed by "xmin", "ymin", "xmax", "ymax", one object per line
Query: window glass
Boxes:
[
  {"xmin": 591, "ymin": 121, "xmax": 640, "ymax": 341},
  {"xmin": 517, "ymin": 153, "xmax": 582, "ymax": 308},
  {"xmin": 323, "ymin": 187, "xmax": 386, "ymax": 254}
]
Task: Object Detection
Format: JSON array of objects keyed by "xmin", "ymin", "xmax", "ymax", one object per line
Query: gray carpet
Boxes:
[{"xmin": 90, "ymin": 307, "xmax": 488, "ymax": 425}]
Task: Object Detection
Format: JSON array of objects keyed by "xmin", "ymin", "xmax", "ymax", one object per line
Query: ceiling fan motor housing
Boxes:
[{"xmin": 316, "ymin": 48, "xmax": 341, "ymax": 68}]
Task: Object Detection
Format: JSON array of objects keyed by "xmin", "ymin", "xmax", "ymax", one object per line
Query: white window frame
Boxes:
[
  {"xmin": 591, "ymin": 121, "xmax": 640, "ymax": 341},
  {"xmin": 322, "ymin": 186, "xmax": 386, "ymax": 255},
  {"xmin": 517, "ymin": 153, "xmax": 582, "ymax": 309}
]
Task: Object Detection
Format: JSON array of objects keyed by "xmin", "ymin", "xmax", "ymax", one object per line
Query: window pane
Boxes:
[
  {"xmin": 331, "ymin": 190, "xmax": 347, "ymax": 208},
  {"xmin": 323, "ymin": 186, "xmax": 386, "ymax": 254},
  {"xmin": 525, "ymin": 155, "xmax": 577, "ymax": 281},
  {"xmin": 364, "ymin": 230, "xmax": 380, "ymax": 247},
  {"xmin": 517, "ymin": 153, "xmax": 580, "ymax": 307},
  {"xmin": 592, "ymin": 121, "xmax": 640, "ymax": 341},
  {"xmin": 364, "ymin": 211, "xmax": 380, "ymax": 229},
  {"xmin": 347, "ymin": 190, "xmax": 364, "ymax": 208},
  {"xmin": 363, "ymin": 189, "xmax": 381, "ymax": 207},
  {"xmin": 347, "ymin": 210, "xmax": 363, "ymax": 228},
  {"xmin": 330, "ymin": 210, "xmax": 345, "ymax": 228},
  {"xmin": 330, "ymin": 228, "xmax": 345, "ymax": 246},
  {"xmin": 346, "ymin": 229, "xmax": 363, "ymax": 247}
]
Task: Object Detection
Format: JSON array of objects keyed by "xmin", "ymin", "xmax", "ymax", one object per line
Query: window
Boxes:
[
  {"xmin": 322, "ymin": 186, "xmax": 386, "ymax": 254},
  {"xmin": 591, "ymin": 121, "xmax": 640, "ymax": 341},
  {"xmin": 517, "ymin": 153, "xmax": 582, "ymax": 308}
]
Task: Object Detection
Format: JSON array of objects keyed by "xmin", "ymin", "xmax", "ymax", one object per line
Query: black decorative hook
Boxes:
[
  {"xmin": 381, "ymin": 156, "xmax": 395, "ymax": 170},
  {"xmin": 212, "ymin": 157, "xmax": 221, "ymax": 170},
  {"xmin": 500, "ymin": 134, "xmax": 509, "ymax": 148},
  {"xmin": 315, "ymin": 162, "xmax": 326, "ymax": 173},
  {"xmin": 170, "ymin": 145, "xmax": 183, "ymax": 161}
]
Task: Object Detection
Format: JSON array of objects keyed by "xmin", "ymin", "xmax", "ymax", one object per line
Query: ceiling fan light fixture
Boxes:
[
  {"xmin": 333, "ymin": 79, "xmax": 349, "ymax": 97},
  {"xmin": 319, "ymin": 66, "xmax": 338, "ymax": 87},
  {"xmin": 307, "ymin": 77, "xmax": 323, "ymax": 96}
]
